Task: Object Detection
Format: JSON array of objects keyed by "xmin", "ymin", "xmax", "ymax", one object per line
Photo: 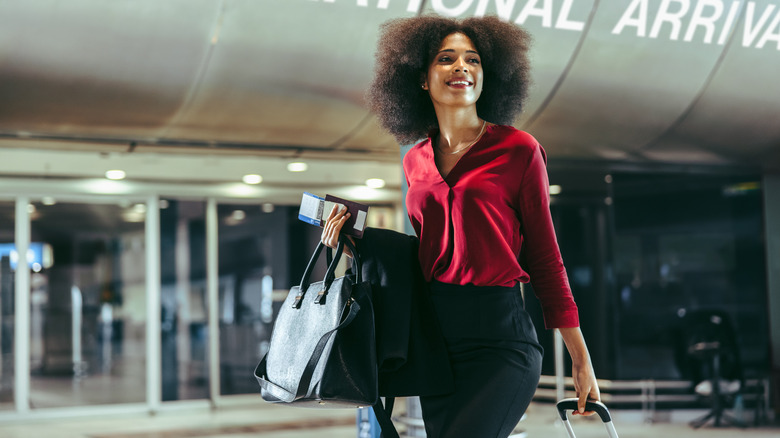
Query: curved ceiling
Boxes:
[{"xmin": 1, "ymin": 0, "xmax": 779, "ymax": 171}]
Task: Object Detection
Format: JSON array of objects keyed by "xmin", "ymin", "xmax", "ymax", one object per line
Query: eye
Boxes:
[
  {"xmin": 438, "ymin": 56, "xmax": 451, "ymax": 62},
  {"xmin": 469, "ymin": 58, "xmax": 481, "ymax": 64}
]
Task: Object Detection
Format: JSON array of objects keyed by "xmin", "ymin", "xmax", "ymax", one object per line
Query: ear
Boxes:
[{"xmin": 420, "ymin": 72, "xmax": 428, "ymax": 90}]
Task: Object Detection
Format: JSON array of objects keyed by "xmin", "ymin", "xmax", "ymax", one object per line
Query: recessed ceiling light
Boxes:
[
  {"xmin": 549, "ymin": 185, "xmax": 562, "ymax": 195},
  {"xmin": 41, "ymin": 197, "xmax": 56, "ymax": 206},
  {"xmin": 262, "ymin": 203, "xmax": 275, "ymax": 213},
  {"xmin": 105, "ymin": 170, "xmax": 126, "ymax": 180},
  {"xmin": 287, "ymin": 162, "xmax": 308, "ymax": 172},
  {"xmin": 365, "ymin": 178, "xmax": 386, "ymax": 189},
  {"xmin": 242, "ymin": 174, "xmax": 263, "ymax": 184},
  {"xmin": 346, "ymin": 186, "xmax": 380, "ymax": 201}
]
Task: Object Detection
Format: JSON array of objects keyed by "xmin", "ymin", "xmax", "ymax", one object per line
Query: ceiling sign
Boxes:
[{"xmin": 309, "ymin": 0, "xmax": 780, "ymax": 50}]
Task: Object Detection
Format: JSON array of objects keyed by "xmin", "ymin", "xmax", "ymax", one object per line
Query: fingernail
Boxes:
[{"xmin": 579, "ymin": 408, "xmax": 584, "ymax": 414}]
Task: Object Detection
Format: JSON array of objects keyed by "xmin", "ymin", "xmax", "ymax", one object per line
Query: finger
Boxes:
[
  {"xmin": 584, "ymin": 387, "xmax": 601, "ymax": 416},
  {"xmin": 331, "ymin": 211, "xmax": 350, "ymax": 229},
  {"xmin": 325, "ymin": 206, "xmax": 346, "ymax": 227},
  {"xmin": 331, "ymin": 204, "xmax": 347, "ymax": 220},
  {"xmin": 330, "ymin": 213, "xmax": 350, "ymax": 245},
  {"xmin": 321, "ymin": 218, "xmax": 339, "ymax": 248},
  {"xmin": 326, "ymin": 204, "xmax": 340, "ymax": 222},
  {"xmin": 577, "ymin": 389, "xmax": 601, "ymax": 416},
  {"xmin": 578, "ymin": 390, "xmax": 588, "ymax": 415},
  {"xmin": 321, "ymin": 224, "xmax": 335, "ymax": 248},
  {"xmin": 322, "ymin": 211, "xmax": 350, "ymax": 248},
  {"xmin": 324, "ymin": 205, "xmax": 344, "ymax": 224}
]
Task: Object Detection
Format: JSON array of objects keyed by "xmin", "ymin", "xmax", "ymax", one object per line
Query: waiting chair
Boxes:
[{"xmin": 683, "ymin": 310, "xmax": 745, "ymax": 428}]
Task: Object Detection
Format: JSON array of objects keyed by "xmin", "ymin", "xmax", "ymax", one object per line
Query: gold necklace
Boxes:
[{"xmin": 436, "ymin": 120, "xmax": 487, "ymax": 155}]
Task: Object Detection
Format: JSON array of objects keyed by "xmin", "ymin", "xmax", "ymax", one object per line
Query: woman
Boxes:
[{"xmin": 322, "ymin": 15, "xmax": 600, "ymax": 438}]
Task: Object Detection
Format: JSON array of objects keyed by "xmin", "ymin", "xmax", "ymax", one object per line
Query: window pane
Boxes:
[
  {"xmin": 218, "ymin": 203, "xmax": 292, "ymax": 396},
  {"xmin": 0, "ymin": 201, "xmax": 14, "ymax": 411},
  {"xmin": 29, "ymin": 200, "xmax": 146, "ymax": 408},
  {"xmin": 611, "ymin": 173, "xmax": 767, "ymax": 380},
  {"xmin": 160, "ymin": 199, "xmax": 209, "ymax": 401}
]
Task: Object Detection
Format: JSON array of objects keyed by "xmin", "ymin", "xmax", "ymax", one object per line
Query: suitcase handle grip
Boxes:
[{"xmin": 556, "ymin": 398, "xmax": 612, "ymax": 423}]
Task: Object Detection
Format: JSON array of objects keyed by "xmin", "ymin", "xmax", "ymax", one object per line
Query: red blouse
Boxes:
[{"xmin": 403, "ymin": 124, "xmax": 579, "ymax": 329}]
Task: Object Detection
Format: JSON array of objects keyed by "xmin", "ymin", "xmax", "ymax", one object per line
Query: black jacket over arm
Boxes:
[{"xmin": 355, "ymin": 228, "xmax": 454, "ymax": 397}]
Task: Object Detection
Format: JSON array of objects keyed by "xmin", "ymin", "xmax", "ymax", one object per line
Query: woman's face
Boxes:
[{"xmin": 423, "ymin": 32, "xmax": 483, "ymax": 110}]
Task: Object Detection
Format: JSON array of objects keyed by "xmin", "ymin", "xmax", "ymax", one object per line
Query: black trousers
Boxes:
[{"xmin": 419, "ymin": 282, "xmax": 543, "ymax": 438}]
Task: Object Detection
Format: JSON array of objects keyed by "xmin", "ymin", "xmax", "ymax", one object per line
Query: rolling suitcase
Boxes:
[{"xmin": 556, "ymin": 398, "xmax": 619, "ymax": 438}]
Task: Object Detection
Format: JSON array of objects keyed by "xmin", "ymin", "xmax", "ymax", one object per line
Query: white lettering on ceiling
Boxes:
[
  {"xmin": 718, "ymin": 1, "xmax": 741, "ymax": 44},
  {"xmin": 744, "ymin": 3, "xmax": 777, "ymax": 47},
  {"xmin": 684, "ymin": 0, "xmax": 723, "ymax": 43},
  {"xmin": 310, "ymin": 0, "xmax": 780, "ymax": 50},
  {"xmin": 756, "ymin": 6, "xmax": 780, "ymax": 49},
  {"xmin": 649, "ymin": 0, "xmax": 691, "ymax": 41},
  {"xmin": 613, "ymin": 0, "xmax": 650, "ymax": 37},
  {"xmin": 432, "ymin": 0, "xmax": 475, "ymax": 17},
  {"xmin": 514, "ymin": 0, "xmax": 555, "ymax": 27},
  {"xmin": 557, "ymin": 0, "xmax": 586, "ymax": 31},
  {"xmin": 611, "ymin": 0, "xmax": 780, "ymax": 49},
  {"xmin": 475, "ymin": 0, "xmax": 519, "ymax": 21}
]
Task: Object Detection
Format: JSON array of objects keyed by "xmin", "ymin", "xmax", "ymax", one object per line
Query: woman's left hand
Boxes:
[
  {"xmin": 558, "ymin": 326, "xmax": 601, "ymax": 416},
  {"xmin": 571, "ymin": 357, "xmax": 600, "ymax": 416}
]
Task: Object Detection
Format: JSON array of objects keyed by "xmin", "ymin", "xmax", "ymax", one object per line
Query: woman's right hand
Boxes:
[{"xmin": 321, "ymin": 204, "xmax": 353, "ymax": 257}]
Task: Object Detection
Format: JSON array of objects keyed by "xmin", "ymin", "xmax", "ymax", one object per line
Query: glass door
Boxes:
[
  {"xmin": 160, "ymin": 199, "xmax": 209, "ymax": 401},
  {"xmin": 0, "ymin": 201, "xmax": 14, "ymax": 411},
  {"xmin": 27, "ymin": 199, "xmax": 147, "ymax": 408},
  {"xmin": 217, "ymin": 203, "xmax": 289, "ymax": 396}
]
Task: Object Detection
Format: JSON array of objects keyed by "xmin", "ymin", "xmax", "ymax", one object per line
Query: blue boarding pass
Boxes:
[{"xmin": 298, "ymin": 192, "xmax": 326, "ymax": 226}]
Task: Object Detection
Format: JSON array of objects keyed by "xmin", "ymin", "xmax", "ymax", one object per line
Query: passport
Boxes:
[{"xmin": 297, "ymin": 192, "xmax": 369, "ymax": 238}]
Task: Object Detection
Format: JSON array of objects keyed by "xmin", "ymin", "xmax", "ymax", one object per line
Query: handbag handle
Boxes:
[
  {"xmin": 326, "ymin": 237, "xmax": 361, "ymax": 283},
  {"xmin": 293, "ymin": 237, "xmax": 360, "ymax": 308},
  {"xmin": 300, "ymin": 241, "xmax": 342, "ymax": 292},
  {"xmin": 293, "ymin": 241, "xmax": 342, "ymax": 308}
]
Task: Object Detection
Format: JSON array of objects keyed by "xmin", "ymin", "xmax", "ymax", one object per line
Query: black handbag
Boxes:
[{"xmin": 254, "ymin": 237, "xmax": 378, "ymax": 408}]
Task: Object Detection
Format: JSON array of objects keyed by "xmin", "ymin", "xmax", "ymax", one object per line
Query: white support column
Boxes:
[
  {"xmin": 146, "ymin": 195, "xmax": 162, "ymax": 412},
  {"xmin": 14, "ymin": 197, "xmax": 31, "ymax": 413},
  {"xmin": 206, "ymin": 198, "xmax": 220, "ymax": 407},
  {"xmin": 555, "ymin": 328, "xmax": 565, "ymax": 402}
]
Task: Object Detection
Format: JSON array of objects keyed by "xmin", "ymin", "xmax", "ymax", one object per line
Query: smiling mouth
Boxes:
[{"xmin": 447, "ymin": 80, "xmax": 473, "ymax": 87}]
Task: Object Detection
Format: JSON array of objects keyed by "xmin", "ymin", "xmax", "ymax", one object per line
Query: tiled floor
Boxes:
[{"xmin": 0, "ymin": 400, "xmax": 777, "ymax": 438}]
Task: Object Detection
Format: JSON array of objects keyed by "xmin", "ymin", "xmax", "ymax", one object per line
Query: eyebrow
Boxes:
[{"xmin": 437, "ymin": 49, "xmax": 479, "ymax": 54}]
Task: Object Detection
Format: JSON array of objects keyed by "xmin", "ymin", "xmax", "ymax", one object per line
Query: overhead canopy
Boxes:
[{"xmin": 1, "ymin": 0, "xmax": 779, "ymax": 170}]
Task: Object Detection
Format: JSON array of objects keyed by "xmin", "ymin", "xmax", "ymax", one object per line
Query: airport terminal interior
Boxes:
[{"xmin": 1, "ymin": 0, "xmax": 780, "ymax": 437}]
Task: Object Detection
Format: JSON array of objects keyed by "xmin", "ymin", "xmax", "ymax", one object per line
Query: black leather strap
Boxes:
[
  {"xmin": 372, "ymin": 397, "xmax": 400, "ymax": 438},
  {"xmin": 254, "ymin": 298, "xmax": 362, "ymax": 402},
  {"xmin": 301, "ymin": 240, "xmax": 345, "ymax": 293},
  {"xmin": 295, "ymin": 240, "xmax": 346, "ymax": 307},
  {"xmin": 326, "ymin": 236, "xmax": 361, "ymax": 282}
]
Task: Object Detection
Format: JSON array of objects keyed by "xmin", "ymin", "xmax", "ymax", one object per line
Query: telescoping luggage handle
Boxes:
[{"xmin": 556, "ymin": 398, "xmax": 619, "ymax": 438}]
